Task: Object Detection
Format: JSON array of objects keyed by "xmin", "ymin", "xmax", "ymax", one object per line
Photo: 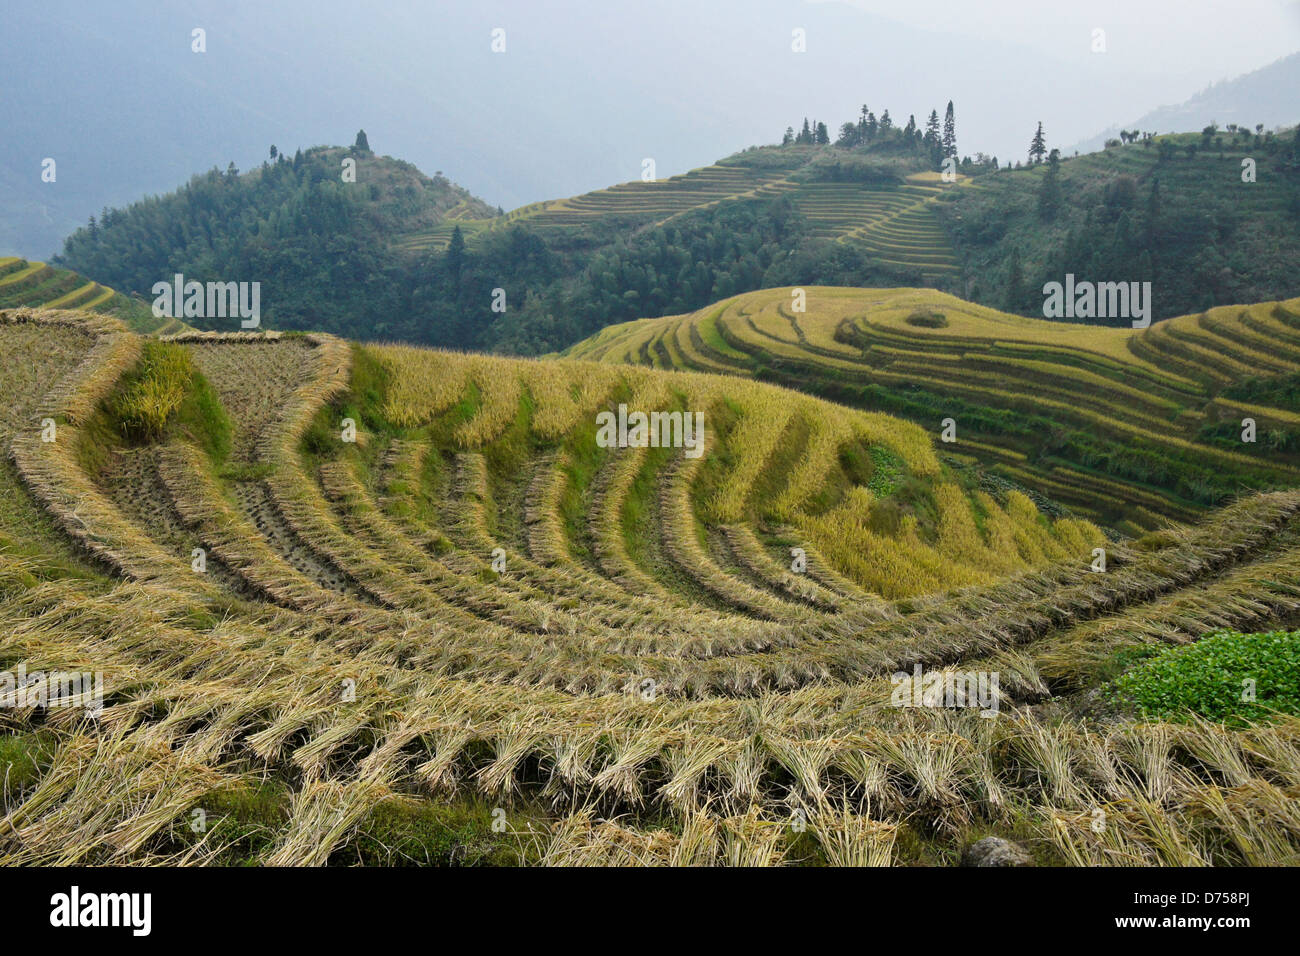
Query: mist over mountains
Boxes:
[
  {"xmin": 4, "ymin": 0, "xmax": 1295, "ymax": 258},
  {"xmin": 1071, "ymin": 52, "xmax": 1300, "ymax": 155}
]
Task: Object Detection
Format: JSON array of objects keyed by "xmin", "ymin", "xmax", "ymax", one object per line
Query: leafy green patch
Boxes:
[
  {"xmin": 1105, "ymin": 628, "xmax": 1300, "ymax": 725},
  {"xmin": 107, "ymin": 340, "xmax": 232, "ymax": 461},
  {"xmin": 112, "ymin": 341, "xmax": 196, "ymax": 440},
  {"xmin": 865, "ymin": 444, "xmax": 907, "ymax": 497},
  {"xmin": 0, "ymin": 730, "xmax": 58, "ymax": 802},
  {"xmin": 332, "ymin": 795, "xmax": 546, "ymax": 866}
]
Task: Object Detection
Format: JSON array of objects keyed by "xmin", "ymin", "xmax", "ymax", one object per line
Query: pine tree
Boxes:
[
  {"xmin": 815, "ymin": 121, "xmax": 830, "ymax": 145},
  {"xmin": 942, "ymin": 101, "xmax": 957, "ymax": 157},
  {"xmin": 1029, "ymin": 122, "xmax": 1047, "ymax": 164},
  {"xmin": 782, "ymin": 126, "xmax": 795, "ymax": 146},
  {"xmin": 924, "ymin": 110, "xmax": 940, "ymax": 146},
  {"xmin": 799, "ymin": 118, "xmax": 812, "ymax": 144},
  {"xmin": 446, "ymin": 226, "xmax": 466, "ymax": 289},
  {"xmin": 354, "ymin": 129, "xmax": 371, "ymax": 152}
]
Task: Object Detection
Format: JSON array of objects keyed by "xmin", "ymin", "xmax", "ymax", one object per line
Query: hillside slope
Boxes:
[
  {"xmin": 3, "ymin": 307, "xmax": 1300, "ymax": 866},
  {"xmin": 946, "ymin": 129, "xmax": 1300, "ymax": 321},
  {"xmin": 56, "ymin": 139, "xmax": 968, "ymax": 353},
  {"xmin": 396, "ymin": 149, "xmax": 962, "ymax": 282},
  {"xmin": 55, "ymin": 129, "xmax": 1300, "ymax": 354},
  {"xmin": 563, "ymin": 286, "xmax": 1300, "ymax": 532},
  {"xmin": 0, "ymin": 256, "xmax": 184, "ymax": 334},
  {"xmin": 56, "ymin": 145, "xmax": 498, "ymax": 340}
]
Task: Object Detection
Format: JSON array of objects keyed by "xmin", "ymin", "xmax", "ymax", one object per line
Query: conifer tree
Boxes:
[
  {"xmin": 1029, "ymin": 122, "xmax": 1047, "ymax": 164},
  {"xmin": 942, "ymin": 101, "xmax": 957, "ymax": 157},
  {"xmin": 446, "ymin": 225, "xmax": 465, "ymax": 285},
  {"xmin": 924, "ymin": 110, "xmax": 940, "ymax": 146}
]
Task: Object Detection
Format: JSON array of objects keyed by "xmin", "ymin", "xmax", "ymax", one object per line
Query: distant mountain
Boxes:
[
  {"xmin": 1070, "ymin": 53, "xmax": 1300, "ymax": 155},
  {"xmin": 56, "ymin": 123, "xmax": 1300, "ymax": 353},
  {"xmin": 55, "ymin": 134, "xmax": 948, "ymax": 351},
  {"xmin": 55, "ymin": 144, "xmax": 498, "ymax": 341}
]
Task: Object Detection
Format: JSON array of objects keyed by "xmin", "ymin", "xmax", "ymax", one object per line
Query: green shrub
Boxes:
[
  {"xmin": 905, "ymin": 309, "xmax": 948, "ymax": 328},
  {"xmin": 1106, "ymin": 628, "xmax": 1300, "ymax": 725}
]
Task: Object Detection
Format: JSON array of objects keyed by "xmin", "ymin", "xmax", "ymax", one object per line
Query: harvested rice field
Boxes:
[{"xmin": 2, "ymin": 303, "xmax": 1300, "ymax": 868}]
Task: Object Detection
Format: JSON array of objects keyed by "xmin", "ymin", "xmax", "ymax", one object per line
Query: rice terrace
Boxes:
[
  {"xmin": 3, "ymin": 3, "xmax": 1300, "ymax": 906},
  {"xmin": 4, "ymin": 286, "xmax": 1300, "ymax": 870}
]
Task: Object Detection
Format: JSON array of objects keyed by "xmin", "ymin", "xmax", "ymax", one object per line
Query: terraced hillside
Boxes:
[
  {"xmin": 0, "ymin": 256, "xmax": 184, "ymax": 334},
  {"xmin": 565, "ymin": 287, "xmax": 1300, "ymax": 533},
  {"xmin": 945, "ymin": 130, "xmax": 1300, "ymax": 320},
  {"xmin": 4, "ymin": 306, "xmax": 1300, "ymax": 867},
  {"xmin": 393, "ymin": 152, "xmax": 960, "ymax": 282}
]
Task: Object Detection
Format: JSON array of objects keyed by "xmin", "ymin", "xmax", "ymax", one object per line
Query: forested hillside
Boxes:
[
  {"xmin": 57, "ymin": 120, "xmax": 958, "ymax": 353},
  {"xmin": 57, "ymin": 121, "xmax": 1300, "ymax": 354},
  {"xmin": 945, "ymin": 127, "xmax": 1300, "ymax": 321}
]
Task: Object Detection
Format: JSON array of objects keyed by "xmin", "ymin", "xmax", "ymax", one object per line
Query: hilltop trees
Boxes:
[
  {"xmin": 783, "ymin": 100, "xmax": 957, "ymax": 169},
  {"xmin": 354, "ymin": 129, "xmax": 371, "ymax": 152}
]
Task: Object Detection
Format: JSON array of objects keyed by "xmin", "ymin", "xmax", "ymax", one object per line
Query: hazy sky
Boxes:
[
  {"xmin": 3, "ymin": 0, "xmax": 1297, "ymax": 256},
  {"xmin": 823, "ymin": 0, "xmax": 1300, "ymax": 79}
]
